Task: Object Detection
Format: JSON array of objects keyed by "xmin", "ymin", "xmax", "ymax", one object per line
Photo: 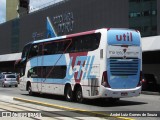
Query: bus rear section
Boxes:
[{"xmin": 101, "ymin": 29, "xmax": 142, "ymax": 98}]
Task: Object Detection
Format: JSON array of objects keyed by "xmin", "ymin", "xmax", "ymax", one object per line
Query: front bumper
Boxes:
[{"xmin": 4, "ymin": 82, "xmax": 18, "ymax": 87}]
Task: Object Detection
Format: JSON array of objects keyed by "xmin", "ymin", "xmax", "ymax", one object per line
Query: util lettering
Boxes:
[
  {"xmin": 66, "ymin": 56, "xmax": 95, "ymax": 80},
  {"xmin": 116, "ymin": 32, "xmax": 133, "ymax": 41}
]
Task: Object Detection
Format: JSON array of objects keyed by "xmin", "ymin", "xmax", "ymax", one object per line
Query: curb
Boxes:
[
  {"xmin": 13, "ymin": 97, "xmax": 135, "ymax": 120},
  {"xmin": 141, "ymin": 91, "xmax": 160, "ymax": 95}
]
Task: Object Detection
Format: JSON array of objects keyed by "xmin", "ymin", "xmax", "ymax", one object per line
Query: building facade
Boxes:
[
  {"xmin": 0, "ymin": 0, "xmax": 160, "ymax": 73},
  {"xmin": 1, "ymin": 0, "xmax": 129, "ymax": 55},
  {"xmin": 6, "ymin": 0, "xmax": 19, "ymax": 21},
  {"xmin": 129, "ymin": 0, "xmax": 157, "ymax": 37},
  {"xmin": 17, "ymin": 0, "xmax": 30, "ymax": 17}
]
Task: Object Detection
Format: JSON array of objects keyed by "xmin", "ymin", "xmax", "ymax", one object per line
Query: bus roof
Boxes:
[
  {"xmin": 32, "ymin": 29, "xmax": 100, "ymax": 44},
  {"xmin": 32, "ymin": 28, "xmax": 139, "ymax": 44}
]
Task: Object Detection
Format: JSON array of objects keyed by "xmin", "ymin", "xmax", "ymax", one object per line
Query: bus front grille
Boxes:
[{"xmin": 109, "ymin": 58, "xmax": 139, "ymax": 76}]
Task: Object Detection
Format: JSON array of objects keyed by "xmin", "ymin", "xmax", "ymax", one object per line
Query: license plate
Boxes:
[{"xmin": 121, "ymin": 92, "xmax": 128, "ymax": 96}]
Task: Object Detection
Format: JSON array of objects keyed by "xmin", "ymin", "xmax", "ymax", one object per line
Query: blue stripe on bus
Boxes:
[
  {"xmin": 31, "ymin": 78, "xmax": 67, "ymax": 84},
  {"xmin": 29, "ymin": 54, "xmax": 67, "ymax": 67}
]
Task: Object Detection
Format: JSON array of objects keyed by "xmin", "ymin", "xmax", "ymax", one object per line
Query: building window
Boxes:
[
  {"xmin": 143, "ymin": 11, "xmax": 150, "ymax": 16},
  {"xmin": 151, "ymin": 10, "xmax": 157, "ymax": 15},
  {"xmin": 11, "ymin": 19, "xmax": 20, "ymax": 53},
  {"xmin": 151, "ymin": 26, "xmax": 157, "ymax": 31},
  {"xmin": 129, "ymin": 12, "xmax": 141, "ymax": 18},
  {"xmin": 129, "ymin": 0, "xmax": 157, "ymax": 37},
  {"xmin": 129, "ymin": 0, "xmax": 141, "ymax": 2},
  {"xmin": 129, "ymin": 10, "xmax": 157, "ymax": 18}
]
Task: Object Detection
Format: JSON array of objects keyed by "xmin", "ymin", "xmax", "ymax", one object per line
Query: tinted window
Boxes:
[
  {"xmin": 28, "ymin": 66, "xmax": 66, "ymax": 79},
  {"xmin": 46, "ymin": 66, "xmax": 66, "ymax": 78},
  {"xmin": 28, "ymin": 33, "xmax": 101, "ymax": 59},
  {"xmin": 143, "ymin": 51, "xmax": 160, "ymax": 64},
  {"xmin": 44, "ymin": 33, "xmax": 101, "ymax": 55},
  {"xmin": 28, "ymin": 44, "xmax": 38, "ymax": 59},
  {"xmin": 67, "ymin": 33, "xmax": 101, "ymax": 53},
  {"xmin": 6, "ymin": 75, "xmax": 16, "ymax": 78},
  {"xmin": 44, "ymin": 40, "xmax": 71, "ymax": 55},
  {"xmin": 22, "ymin": 43, "xmax": 31, "ymax": 59}
]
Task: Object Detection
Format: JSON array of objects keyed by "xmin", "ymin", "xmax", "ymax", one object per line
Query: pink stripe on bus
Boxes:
[{"xmin": 66, "ymin": 30, "xmax": 95, "ymax": 38}]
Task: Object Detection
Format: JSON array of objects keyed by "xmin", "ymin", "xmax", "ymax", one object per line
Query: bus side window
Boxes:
[
  {"xmin": 70, "ymin": 38, "xmax": 76, "ymax": 52},
  {"xmin": 61, "ymin": 40, "xmax": 70, "ymax": 53},
  {"xmin": 38, "ymin": 45, "xmax": 43, "ymax": 56},
  {"xmin": 27, "ymin": 67, "xmax": 38, "ymax": 78},
  {"xmin": 21, "ymin": 43, "xmax": 31, "ymax": 61},
  {"xmin": 28, "ymin": 45, "xmax": 38, "ymax": 59},
  {"xmin": 75, "ymin": 38, "xmax": 82, "ymax": 52},
  {"xmin": 83, "ymin": 38, "xmax": 89, "ymax": 51},
  {"xmin": 56, "ymin": 42, "xmax": 62, "ymax": 54},
  {"xmin": 20, "ymin": 67, "xmax": 25, "ymax": 77},
  {"xmin": 44, "ymin": 42, "xmax": 52, "ymax": 55},
  {"xmin": 43, "ymin": 49, "xmax": 48, "ymax": 55}
]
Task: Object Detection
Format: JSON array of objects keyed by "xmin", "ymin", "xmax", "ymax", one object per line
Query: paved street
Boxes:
[
  {"xmin": 0, "ymin": 95, "xmax": 110, "ymax": 120},
  {"xmin": 0, "ymin": 87, "xmax": 159, "ymax": 120}
]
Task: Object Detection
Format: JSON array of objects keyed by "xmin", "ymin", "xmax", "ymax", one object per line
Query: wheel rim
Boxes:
[
  {"xmin": 65, "ymin": 87, "xmax": 73, "ymax": 101},
  {"xmin": 28, "ymin": 86, "xmax": 32, "ymax": 95},
  {"xmin": 77, "ymin": 91, "xmax": 82, "ymax": 99},
  {"xmin": 76, "ymin": 90, "xmax": 82, "ymax": 102},
  {"xmin": 2, "ymin": 83, "xmax": 5, "ymax": 87},
  {"xmin": 67, "ymin": 89, "xmax": 72, "ymax": 99}
]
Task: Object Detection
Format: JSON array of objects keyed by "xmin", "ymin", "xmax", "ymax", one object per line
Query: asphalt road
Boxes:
[
  {"xmin": 0, "ymin": 86, "xmax": 160, "ymax": 120},
  {"xmin": 0, "ymin": 95, "xmax": 109, "ymax": 120}
]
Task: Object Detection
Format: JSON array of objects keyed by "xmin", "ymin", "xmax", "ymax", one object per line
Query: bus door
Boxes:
[{"xmin": 37, "ymin": 44, "xmax": 44, "ymax": 93}]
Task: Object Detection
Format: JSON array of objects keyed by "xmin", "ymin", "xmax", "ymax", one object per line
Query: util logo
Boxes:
[
  {"xmin": 116, "ymin": 32, "xmax": 133, "ymax": 42},
  {"xmin": 66, "ymin": 56, "xmax": 95, "ymax": 82}
]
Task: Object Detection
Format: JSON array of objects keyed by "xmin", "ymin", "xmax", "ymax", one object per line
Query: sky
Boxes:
[
  {"xmin": 30, "ymin": 0, "xmax": 63, "ymax": 12},
  {"xmin": 0, "ymin": 0, "xmax": 62, "ymax": 23},
  {"xmin": 0, "ymin": 0, "xmax": 6, "ymax": 23}
]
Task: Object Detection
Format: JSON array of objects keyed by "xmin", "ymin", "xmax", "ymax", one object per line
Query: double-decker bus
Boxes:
[{"xmin": 18, "ymin": 28, "xmax": 142, "ymax": 102}]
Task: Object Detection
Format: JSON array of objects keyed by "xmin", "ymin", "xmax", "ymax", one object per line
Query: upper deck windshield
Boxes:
[{"xmin": 21, "ymin": 43, "xmax": 32, "ymax": 59}]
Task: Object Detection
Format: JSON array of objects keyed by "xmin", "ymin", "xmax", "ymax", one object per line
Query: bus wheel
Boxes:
[
  {"xmin": 28, "ymin": 85, "xmax": 33, "ymax": 96},
  {"xmin": 65, "ymin": 86, "xmax": 73, "ymax": 102},
  {"xmin": 2, "ymin": 82, "xmax": 5, "ymax": 87},
  {"xmin": 75, "ymin": 87, "xmax": 83, "ymax": 103}
]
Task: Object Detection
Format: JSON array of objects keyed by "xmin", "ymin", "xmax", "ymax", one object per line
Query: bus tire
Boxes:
[
  {"xmin": 2, "ymin": 82, "xmax": 5, "ymax": 87},
  {"xmin": 28, "ymin": 84, "xmax": 33, "ymax": 96},
  {"xmin": 65, "ymin": 86, "xmax": 73, "ymax": 102},
  {"xmin": 75, "ymin": 87, "xmax": 84, "ymax": 103}
]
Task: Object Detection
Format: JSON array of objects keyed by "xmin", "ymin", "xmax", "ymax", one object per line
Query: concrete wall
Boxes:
[
  {"xmin": 0, "ymin": 22, "xmax": 12, "ymax": 54},
  {"xmin": 0, "ymin": 0, "xmax": 129, "ymax": 54}
]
